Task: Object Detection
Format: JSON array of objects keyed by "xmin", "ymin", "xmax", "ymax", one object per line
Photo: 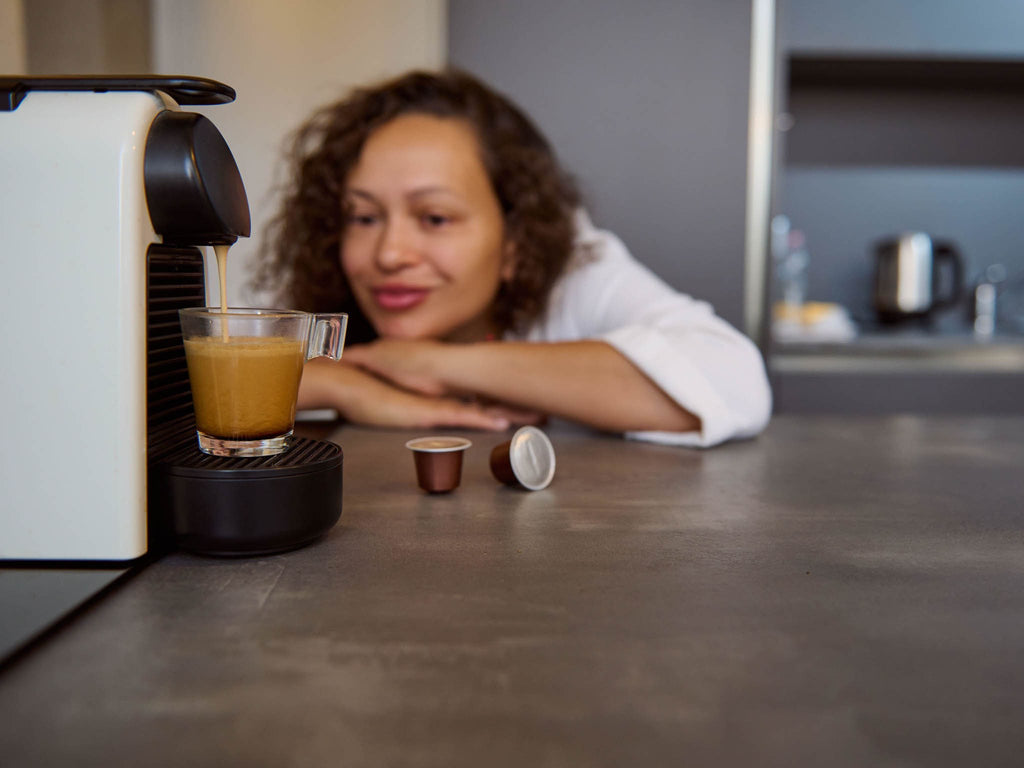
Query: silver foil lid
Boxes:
[{"xmin": 508, "ymin": 426, "xmax": 556, "ymax": 490}]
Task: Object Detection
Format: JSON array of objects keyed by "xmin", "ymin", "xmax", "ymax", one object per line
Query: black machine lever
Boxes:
[{"xmin": 144, "ymin": 110, "xmax": 251, "ymax": 246}]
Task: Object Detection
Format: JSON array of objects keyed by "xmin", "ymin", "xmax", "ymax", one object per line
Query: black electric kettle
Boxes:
[{"xmin": 871, "ymin": 232, "xmax": 964, "ymax": 324}]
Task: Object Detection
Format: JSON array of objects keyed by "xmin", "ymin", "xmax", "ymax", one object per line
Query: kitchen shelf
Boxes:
[
  {"xmin": 770, "ymin": 4, "xmax": 1024, "ymax": 413},
  {"xmin": 776, "ymin": 52, "xmax": 1024, "ymax": 354},
  {"xmin": 788, "ymin": 54, "xmax": 1024, "ymax": 92},
  {"xmin": 784, "ymin": 54, "xmax": 1024, "ymax": 168}
]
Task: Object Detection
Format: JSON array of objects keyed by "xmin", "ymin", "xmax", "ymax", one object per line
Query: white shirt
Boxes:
[{"xmin": 511, "ymin": 212, "xmax": 772, "ymax": 447}]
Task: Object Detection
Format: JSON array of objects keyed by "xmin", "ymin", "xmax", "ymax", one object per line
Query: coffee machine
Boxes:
[{"xmin": 0, "ymin": 76, "xmax": 342, "ymax": 562}]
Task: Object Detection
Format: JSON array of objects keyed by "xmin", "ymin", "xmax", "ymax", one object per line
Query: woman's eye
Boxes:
[
  {"xmin": 421, "ymin": 213, "xmax": 451, "ymax": 228},
  {"xmin": 347, "ymin": 212, "xmax": 379, "ymax": 226}
]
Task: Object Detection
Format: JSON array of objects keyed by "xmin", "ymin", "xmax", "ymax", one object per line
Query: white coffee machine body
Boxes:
[
  {"xmin": 0, "ymin": 89, "xmax": 170, "ymax": 560},
  {"xmin": 0, "ymin": 76, "xmax": 250, "ymax": 562}
]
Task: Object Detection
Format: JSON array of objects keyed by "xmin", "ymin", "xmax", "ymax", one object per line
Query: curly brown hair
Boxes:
[{"xmin": 252, "ymin": 68, "xmax": 580, "ymax": 344}]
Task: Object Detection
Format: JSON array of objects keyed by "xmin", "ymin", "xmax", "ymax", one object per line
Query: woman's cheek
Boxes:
[{"xmin": 338, "ymin": 243, "xmax": 364, "ymax": 279}]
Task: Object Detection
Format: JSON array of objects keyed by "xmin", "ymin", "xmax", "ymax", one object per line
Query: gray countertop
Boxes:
[{"xmin": 1, "ymin": 416, "xmax": 1022, "ymax": 766}]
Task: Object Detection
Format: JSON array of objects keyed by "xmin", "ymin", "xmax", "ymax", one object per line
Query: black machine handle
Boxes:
[
  {"xmin": 145, "ymin": 111, "xmax": 250, "ymax": 246},
  {"xmin": 0, "ymin": 75, "xmax": 236, "ymax": 111},
  {"xmin": 931, "ymin": 242, "xmax": 964, "ymax": 312}
]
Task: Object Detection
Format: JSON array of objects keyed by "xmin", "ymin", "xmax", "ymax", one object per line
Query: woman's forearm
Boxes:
[
  {"xmin": 298, "ymin": 358, "xmax": 541, "ymax": 431},
  {"xmin": 440, "ymin": 340, "xmax": 700, "ymax": 434}
]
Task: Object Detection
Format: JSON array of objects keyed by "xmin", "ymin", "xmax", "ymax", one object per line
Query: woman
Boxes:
[{"xmin": 254, "ymin": 69, "xmax": 770, "ymax": 446}]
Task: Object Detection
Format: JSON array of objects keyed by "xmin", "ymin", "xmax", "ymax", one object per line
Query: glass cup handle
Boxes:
[{"xmin": 307, "ymin": 313, "xmax": 348, "ymax": 361}]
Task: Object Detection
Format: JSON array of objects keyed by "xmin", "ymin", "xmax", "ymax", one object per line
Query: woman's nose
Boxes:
[{"xmin": 376, "ymin": 220, "xmax": 421, "ymax": 271}]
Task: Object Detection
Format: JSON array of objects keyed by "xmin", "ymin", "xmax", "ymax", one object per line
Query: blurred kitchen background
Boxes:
[{"xmin": 3, "ymin": 0, "xmax": 1023, "ymax": 414}]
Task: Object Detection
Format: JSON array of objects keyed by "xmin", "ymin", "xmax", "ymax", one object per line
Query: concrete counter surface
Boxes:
[{"xmin": 1, "ymin": 416, "xmax": 1022, "ymax": 766}]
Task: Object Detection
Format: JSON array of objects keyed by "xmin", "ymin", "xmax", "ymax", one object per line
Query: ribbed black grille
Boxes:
[
  {"xmin": 146, "ymin": 245, "xmax": 205, "ymax": 462},
  {"xmin": 159, "ymin": 436, "xmax": 342, "ymax": 473}
]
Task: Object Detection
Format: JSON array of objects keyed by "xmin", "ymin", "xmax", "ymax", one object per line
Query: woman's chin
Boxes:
[
  {"xmin": 373, "ymin": 321, "xmax": 441, "ymax": 341},
  {"xmin": 371, "ymin": 315, "xmax": 486, "ymax": 343}
]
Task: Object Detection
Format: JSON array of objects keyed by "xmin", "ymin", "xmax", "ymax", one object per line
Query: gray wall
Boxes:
[{"xmin": 448, "ymin": 0, "xmax": 754, "ymax": 330}]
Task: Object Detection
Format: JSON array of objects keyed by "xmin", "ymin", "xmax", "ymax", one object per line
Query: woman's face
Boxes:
[{"xmin": 340, "ymin": 113, "xmax": 512, "ymax": 342}]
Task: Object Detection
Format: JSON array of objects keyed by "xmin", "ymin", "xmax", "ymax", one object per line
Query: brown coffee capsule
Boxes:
[
  {"xmin": 405, "ymin": 436, "xmax": 472, "ymax": 493},
  {"xmin": 489, "ymin": 441, "xmax": 517, "ymax": 485},
  {"xmin": 489, "ymin": 426, "xmax": 555, "ymax": 491}
]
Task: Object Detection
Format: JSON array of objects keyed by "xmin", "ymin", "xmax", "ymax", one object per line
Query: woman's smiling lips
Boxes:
[{"xmin": 372, "ymin": 285, "xmax": 431, "ymax": 310}]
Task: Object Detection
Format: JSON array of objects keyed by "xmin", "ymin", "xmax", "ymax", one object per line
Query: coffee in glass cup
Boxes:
[{"xmin": 179, "ymin": 308, "xmax": 347, "ymax": 457}]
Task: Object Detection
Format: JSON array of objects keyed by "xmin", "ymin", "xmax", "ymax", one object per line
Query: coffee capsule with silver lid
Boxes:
[{"xmin": 489, "ymin": 426, "xmax": 556, "ymax": 491}]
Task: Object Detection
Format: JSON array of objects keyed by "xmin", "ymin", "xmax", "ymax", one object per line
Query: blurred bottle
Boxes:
[
  {"xmin": 778, "ymin": 228, "xmax": 809, "ymax": 310},
  {"xmin": 770, "ymin": 217, "xmax": 855, "ymax": 343},
  {"xmin": 972, "ymin": 263, "xmax": 1006, "ymax": 339},
  {"xmin": 771, "ymin": 214, "xmax": 791, "ymax": 267}
]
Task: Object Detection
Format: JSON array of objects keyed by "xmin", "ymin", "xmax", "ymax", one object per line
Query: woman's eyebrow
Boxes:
[
  {"xmin": 345, "ymin": 186, "xmax": 463, "ymax": 203},
  {"xmin": 345, "ymin": 189, "xmax": 379, "ymax": 203},
  {"xmin": 407, "ymin": 186, "xmax": 462, "ymax": 201}
]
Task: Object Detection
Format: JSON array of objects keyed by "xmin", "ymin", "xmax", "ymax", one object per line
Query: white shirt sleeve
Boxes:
[{"xmin": 514, "ymin": 212, "xmax": 772, "ymax": 447}]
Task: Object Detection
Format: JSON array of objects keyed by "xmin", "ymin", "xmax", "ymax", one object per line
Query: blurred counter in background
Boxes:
[{"xmin": 770, "ymin": 333, "xmax": 1024, "ymax": 413}]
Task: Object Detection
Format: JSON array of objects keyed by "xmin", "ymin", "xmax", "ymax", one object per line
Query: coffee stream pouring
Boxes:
[{"xmin": 0, "ymin": 76, "xmax": 344, "ymax": 561}]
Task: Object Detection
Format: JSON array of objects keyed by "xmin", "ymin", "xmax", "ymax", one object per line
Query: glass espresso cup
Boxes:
[{"xmin": 179, "ymin": 308, "xmax": 347, "ymax": 457}]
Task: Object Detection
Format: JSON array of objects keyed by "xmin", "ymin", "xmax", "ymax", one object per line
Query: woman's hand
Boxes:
[
  {"xmin": 299, "ymin": 358, "xmax": 541, "ymax": 431},
  {"xmin": 342, "ymin": 338, "xmax": 451, "ymax": 397}
]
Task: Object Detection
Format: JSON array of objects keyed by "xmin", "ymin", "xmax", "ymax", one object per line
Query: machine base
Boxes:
[{"xmin": 152, "ymin": 437, "xmax": 343, "ymax": 557}]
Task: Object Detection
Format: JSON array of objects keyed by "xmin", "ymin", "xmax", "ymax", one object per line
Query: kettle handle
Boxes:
[{"xmin": 931, "ymin": 243, "xmax": 964, "ymax": 311}]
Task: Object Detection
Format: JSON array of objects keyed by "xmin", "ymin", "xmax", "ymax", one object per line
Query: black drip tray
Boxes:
[{"xmin": 152, "ymin": 437, "xmax": 343, "ymax": 557}]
